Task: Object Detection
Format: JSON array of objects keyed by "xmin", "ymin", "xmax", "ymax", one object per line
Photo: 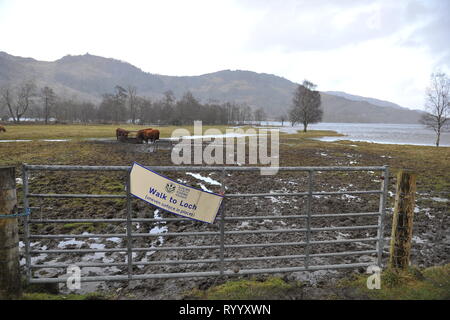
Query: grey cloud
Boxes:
[
  {"xmin": 240, "ymin": 0, "xmax": 409, "ymax": 51},
  {"xmin": 239, "ymin": 0, "xmax": 449, "ymax": 64},
  {"xmin": 401, "ymin": 0, "xmax": 450, "ymax": 68}
]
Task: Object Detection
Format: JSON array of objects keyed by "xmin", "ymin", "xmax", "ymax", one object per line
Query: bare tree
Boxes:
[
  {"xmin": 420, "ymin": 72, "xmax": 450, "ymax": 147},
  {"xmin": 289, "ymin": 80, "xmax": 322, "ymax": 132},
  {"xmin": 279, "ymin": 114, "xmax": 287, "ymax": 126},
  {"xmin": 127, "ymin": 86, "xmax": 138, "ymax": 124},
  {"xmin": 1, "ymin": 81, "xmax": 37, "ymax": 123},
  {"xmin": 253, "ymin": 108, "xmax": 266, "ymax": 125},
  {"xmin": 1, "ymin": 87, "xmax": 15, "ymax": 122},
  {"xmin": 41, "ymin": 86, "xmax": 56, "ymax": 124}
]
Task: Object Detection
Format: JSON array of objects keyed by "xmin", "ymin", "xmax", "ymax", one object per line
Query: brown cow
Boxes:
[
  {"xmin": 149, "ymin": 129, "xmax": 160, "ymax": 143},
  {"xmin": 116, "ymin": 128, "xmax": 130, "ymax": 140},
  {"xmin": 136, "ymin": 129, "xmax": 152, "ymax": 144},
  {"xmin": 137, "ymin": 129, "xmax": 159, "ymax": 144},
  {"xmin": 0, "ymin": 125, "xmax": 5, "ymax": 133},
  {"xmin": 135, "ymin": 128, "xmax": 152, "ymax": 143}
]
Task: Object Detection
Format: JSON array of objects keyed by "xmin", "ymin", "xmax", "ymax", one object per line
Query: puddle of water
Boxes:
[
  {"xmin": 169, "ymin": 132, "xmax": 257, "ymax": 140},
  {"xmin": 0, "ymin": 140, "xmax": 32, "ymax": 142},
  {"xmin": 83, "ymin": 137, "xmax": 115, "ymax": 141}
]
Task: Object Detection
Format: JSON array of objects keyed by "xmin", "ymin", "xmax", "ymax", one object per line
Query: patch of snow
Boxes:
[
  {"xmin": 341, "ymin": 194, "xmax": 358, "ymax": 200},
  {"xmin": 412, "ymin": 236, "xmax": 426, "ymax": 244},
  {"xmin": 149, "ymin": 225, "xmax": 168, "ymax": 235},
  {"xmin": 106, "ymin": 237, "xmax": 122, "ymax": 243},
  {"xmin": 423, "ymin": 209, "xmax": 434, "ymax": 219},
  {"xmin": 154, "ymin": 209, "xmax": 162, "ymax": 220},
  {"xmin": 430, "ymin": 197, "xmax": 449, "ymax": 203},
  {"xmin": 238, "ymin": 221, "xmax": 250, "ymax": 229},
  {"xmin": 58, "ymin": 238, "xmax": 85, "ymax": 248},
  {"xmin": 186, "ymin": 172, "xmax": 221, "ymax": 185},
  {"xmin": 337, "ymin": 232, "xmax": 350, "ymax": 240},
  {"xmin": 89, "ymin": 243, "xmax": 105, "ymax": 250},
  {"xmin": 198, "ymin": 183, "xmax": 213, "ymax": 193}
]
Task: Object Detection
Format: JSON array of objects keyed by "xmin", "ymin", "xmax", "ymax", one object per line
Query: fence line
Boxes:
[{"xmin": 21, "ymin": 163, "xmax": 389, "ymax": 284}]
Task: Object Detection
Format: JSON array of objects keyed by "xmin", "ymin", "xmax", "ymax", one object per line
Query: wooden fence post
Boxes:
[
  {"xmin": 388, "ymin": 170, "xmax": 417, "ymax": 270},
  {"xmin": 0, "ymin": 166, "xmax": 22, "ymax": 299}
]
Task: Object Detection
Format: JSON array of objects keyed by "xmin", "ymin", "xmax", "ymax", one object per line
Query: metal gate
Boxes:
[{"xmin": 21, "ymin": 164, "xmax": 389, "ymax": 284}]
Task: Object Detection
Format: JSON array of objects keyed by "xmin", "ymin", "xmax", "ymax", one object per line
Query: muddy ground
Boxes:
[{"xmin": 12, "ymin": 137, "xmax": 449, "ymax": 299}]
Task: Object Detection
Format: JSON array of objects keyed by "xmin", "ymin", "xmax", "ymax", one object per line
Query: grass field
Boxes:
[
  {"xmin": 0, "ymin": 123, "xmax": 448, "ymax": 194},
  {"xmin": 0, "ymin": 123, "xmax": 238, "ymax": 140},
  {"xmin": 183, "ymin": 264, "xmax": 450, "ymax": 300}
]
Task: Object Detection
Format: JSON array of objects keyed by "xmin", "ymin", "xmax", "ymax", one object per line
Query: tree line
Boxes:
[{"xmin": 0, "ymin": 82, "xmax": 267, "ymax": 125}]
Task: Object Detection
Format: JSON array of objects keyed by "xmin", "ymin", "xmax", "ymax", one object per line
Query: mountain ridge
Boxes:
[{"xmin": 0, "ymin": 51, "xmax": 424, "ymax": 123}]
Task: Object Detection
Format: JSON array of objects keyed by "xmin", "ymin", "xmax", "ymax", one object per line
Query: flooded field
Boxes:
[{"xmin": 262, "ymin": 122, "xmax": 450, "ymax": 147}]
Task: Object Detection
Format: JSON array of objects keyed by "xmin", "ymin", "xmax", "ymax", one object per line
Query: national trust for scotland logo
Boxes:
[{"xmin": 165, "ymin": 182, "xmax": 177, "ymax": 193}]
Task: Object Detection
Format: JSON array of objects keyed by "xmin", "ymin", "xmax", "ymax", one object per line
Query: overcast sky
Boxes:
[{"xmin": 0, "ymin": 0, "xmax": 449, "ymax": 110}]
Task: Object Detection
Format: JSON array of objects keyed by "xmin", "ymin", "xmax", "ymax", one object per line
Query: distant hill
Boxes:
[
  {"xmin": 325, "ymin": 91, "xmax": 407, "ymax": 110},
  {"xmin": 320, "ymin": 93, "xmax": 423, "ymax": 123},
  {"xmin": 0, "ymin": 51, "xmax": 424, "ymax": 123}
]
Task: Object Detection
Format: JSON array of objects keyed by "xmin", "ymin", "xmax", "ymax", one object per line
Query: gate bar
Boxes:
[
  {"xmin": 28, "ymin": 262, "xmax": 375, "ymax": 284},
  {"xmin": 22, "ymin": 165, "xmax": 31, "ymax": 282},
  {"xmin": 30, "ymin": 237, "xmax": 379, "ymax": 254},
  {"xmin": 27, "ymin": 212, "xmax": 380, "ymax": 224},
  {"xmin": 28, "ymin": 225, "xmax": 379, "ymax": 239},
  {"xmin": 305, "ymin": 170, "xmax": 313, "ymax": 270},
  {"xmin": 30, "ymin": 249, "xmax": 378, "ymax": 269},
  {"xmin": 24, "ymin": 165, "xmax": 387, "ymax": 172},
  {"xmin": 219, "ymin": 169, "xmax": 226, "ymax": 276},
  {"xmin": 377, "ymin": 166, "xmax": 390, "ymax": 267},
  {"xmin": 26, "ymin": 190, "xmax": 383, "ymax": 199},
  {"xmin": 125, "ymin": 171, "xmax": 133, "ymax": 280}
]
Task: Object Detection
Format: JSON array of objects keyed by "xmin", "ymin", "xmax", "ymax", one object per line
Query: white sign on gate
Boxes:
[{"xmin": 129, "ymin": 162, "xmax": 223, "ymax": 224}]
